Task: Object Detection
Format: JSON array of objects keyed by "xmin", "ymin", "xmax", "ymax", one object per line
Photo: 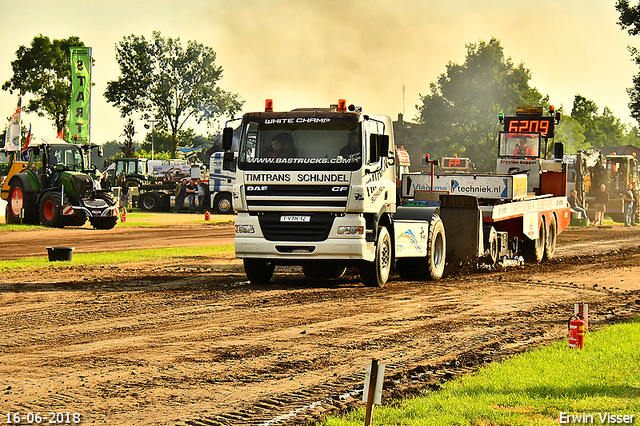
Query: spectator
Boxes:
[
  {"xmin": 100, "ymin": 172, "xmax": 111, "ymax": 190},
  {"xmin": 174, "ymin": 178, "xmax": 187, "ymax": 213},
  {"xmin": 632, "ymin": 182, "xmax": 639, "ymax": 226},
  {"xmin": 196, "ymin": 179, "xmax": 206, "ymax": 214},
  {"xmin": 186, "ymin": 179, "xmax": 197, "ymax": 213},
  {"xmin": 593, "ymin": 184, "xmax": 609, "ymax": 226},
  {"xmin": 567, "ymin": 189, "xmax": 588, "ymax": 222},
  {"xmin": 120, "ymin": 176, "xmax": 131, "ymax": 211},
  {"xmin": 623, "ymin": 182, "xmax": 635, "ymax": 227}
]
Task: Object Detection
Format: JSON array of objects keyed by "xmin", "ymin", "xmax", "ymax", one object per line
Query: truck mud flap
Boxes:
[{"xmin": 439, "ymin": 195, "xmax": 483, "ymax": 263}]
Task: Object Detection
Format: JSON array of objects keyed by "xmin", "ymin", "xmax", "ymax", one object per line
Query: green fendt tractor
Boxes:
[{"xmin": 2, "ymin": 139, "xmax": 119, "ymax": 229}]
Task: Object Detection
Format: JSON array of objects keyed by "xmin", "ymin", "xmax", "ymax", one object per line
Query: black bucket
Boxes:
[{"xmin": 46, "ymin": 247, "xmax": 74, "ymax": 262}]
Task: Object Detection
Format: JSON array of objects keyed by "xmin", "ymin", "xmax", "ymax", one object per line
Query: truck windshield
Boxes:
[
  {"xmin": 50, "ymin": 145, "xmax": 84, "ymax": 172},
  {"xmin": 499, "ymin": 132, "xmax": 541, "ymax": 158},
  {"xmin": 238, "ymin": 122, "xmax": 362, "ymax": 171}
]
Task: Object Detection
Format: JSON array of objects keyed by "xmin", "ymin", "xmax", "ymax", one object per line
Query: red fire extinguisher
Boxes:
[{"xmin": 568, "ymin": 313, "xmax": 586, "ymax": 350}]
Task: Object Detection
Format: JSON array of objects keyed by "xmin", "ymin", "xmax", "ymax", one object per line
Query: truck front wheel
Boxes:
[
  {"xmin": 243, "ymin": 259, "xmax": 275, "ymax": 284},
  {"xmin": 360, "ymin": 226, "xmax": 391, "ymax": 287},
  {"xmin": 214, "ymin": 193, "xmax": 233, "ymax": 214}
]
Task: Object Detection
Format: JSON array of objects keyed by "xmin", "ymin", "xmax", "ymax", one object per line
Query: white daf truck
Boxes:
[{"xmin": 222, "ymin": 101, "xmax": 570, "ymax": 287}]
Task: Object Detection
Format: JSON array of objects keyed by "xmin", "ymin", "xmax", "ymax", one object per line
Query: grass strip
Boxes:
[
  {"xmin": 0, "ymin": 245, "xmax": 235, "ymax": 272},
  {"xmin": 321, "ymin": 317, "xmax": 640, "ymax": 425}
]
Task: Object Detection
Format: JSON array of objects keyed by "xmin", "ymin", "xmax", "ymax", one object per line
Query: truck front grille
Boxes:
[
  {"xmin": 258, "ymin": 212, "xmax": 335, "ymax": 242},
  {"xmin": 246, "ymin": 184, "xmax": 348, "ymax": 212}
]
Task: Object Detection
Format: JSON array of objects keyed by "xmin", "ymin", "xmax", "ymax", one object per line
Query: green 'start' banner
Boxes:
[{"xmin": 69, "ymin": 46, "xmax": 92, "ymax": 143}]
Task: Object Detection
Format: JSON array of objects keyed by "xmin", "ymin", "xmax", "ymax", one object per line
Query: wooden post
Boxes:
[{"xmin": 364, "ymin": 358, "xmax": 378, "ymax": 426}]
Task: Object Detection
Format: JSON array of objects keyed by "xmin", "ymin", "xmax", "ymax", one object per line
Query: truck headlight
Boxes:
[
  {"xmin": 235, "ymin": 224, "xmax": 255, "ymax": 234},
  {"xmin": 337, "ymin": 226, "xmax": 364, "ymax": 235}
]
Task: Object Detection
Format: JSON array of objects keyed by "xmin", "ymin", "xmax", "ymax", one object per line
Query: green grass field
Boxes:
[
  {"xmin": 320, "ymin": 318, "xmax": 640, "ymax": 426},
  {"xmin": 0, "ymin": 245, "xmax": 235, "ymax": 272}
]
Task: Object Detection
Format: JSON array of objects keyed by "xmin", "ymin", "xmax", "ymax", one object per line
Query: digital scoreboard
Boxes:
[
  {"xmin": 503, "ymin": 116, "xmax": 555, "ymax": 137},
  {"xmin": 441, "ymin": 157, "xmax": 470, "ymax": 170}
]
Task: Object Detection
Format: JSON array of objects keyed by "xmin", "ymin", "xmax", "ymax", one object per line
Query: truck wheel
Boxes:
[
  {"xmin": 522, "ymin": 217, "xmax": 546, "ymax": 263},
  {"xmin": 302, "ymin": 263, "xmax": 347, "ymax": 280},
  {"xmin": 426, "ymin": 215, "xmax": 446, "ymax": 280},
  {"xmin": 397, "ymin": 215, "xmax": 446, "ymax": 281},
  {"xmin": 243, "ymin": 259, "xmax": 275, "ymax": 284},
  {"xmin": 138, "ymin": 192, "xmax": 161, "ymax": 212},
  {"xmin": 482, "ymin": 227, "xmax": 499, "ymax": 266},
  {"xmin": 214, "ymin": 193, "xmax": 233, "ymax": 214},
  {"xmin": 39, "ymin": 192, "xmax": 63, "ymax": 228},
  {"xmin": 89, "ymin": 217, "xmax": 118, "ymax": 230},
  {"xmin": 545, "ymin": 215, "xmax": 557, "ymax": 260},
  {"xmin": 360, "ymin": 226, "xmax": 391, "ymax": 287}
]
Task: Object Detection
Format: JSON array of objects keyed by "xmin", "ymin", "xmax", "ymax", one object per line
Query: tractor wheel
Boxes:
[
  {"xmin": 39, "ymin": 192, "xmax": 64, "ymax": 228},
  {"xmin": 360, "ymin": 226, "xmax": 392, "ymax": 287},
  {"xmin": 6, "ymin": 181, "xmax": 37, "ymax": 224}
]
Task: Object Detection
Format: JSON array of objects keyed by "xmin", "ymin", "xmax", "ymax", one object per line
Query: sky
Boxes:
[{"xmin": 1, "ymin": 0, "xmax": 639, "ymax": 147}]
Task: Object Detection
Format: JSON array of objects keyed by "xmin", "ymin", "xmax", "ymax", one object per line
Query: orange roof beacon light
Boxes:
[
  {"xmin": 337, "ymin": 99, "xmax": 347, "ymax": 112},
  {"xmin": 265, "ymin": 99, "xmax": 273, "ymax": 112}
]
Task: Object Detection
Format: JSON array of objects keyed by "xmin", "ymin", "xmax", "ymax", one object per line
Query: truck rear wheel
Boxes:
[
  {"xmin": 360, "ymin": 226, "xmax": 391, "ymax": 287},
  {"xmin": 243, "ymin": 259, "xmax": 275, "ymax": 284},
  {"xmin": 522, "ymin": 217, "xmax": 546, "ymax": 263},
  {"xmin": 545, "ymin": 215, "xmax": 557, "ymax": 260},
  {"xmin": 39, "ymin": 192, "xmax": 63, "ymax": 228},
  {"xmin": 138, "ymin": 192, "xmax": 161, "ymax": 212}
]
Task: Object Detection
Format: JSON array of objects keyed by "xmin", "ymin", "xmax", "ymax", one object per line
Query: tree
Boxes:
[
  {"xmin": 2, "ymin": 35, "xmax": 86, "ymax": 134},
  {"xmin": 417, "ymin": 38, "xmax": 546, "ymax": 171},
  {"xmin": 105, "ymin": 31, "xmax": 244, "ymax": 157},
  {"xmin": 570, "ymin": 95, "xmax": 627, "ymax": 147},
  {"xmin": 616, "ymin": 1, "xmax": 640, "ymax": 122},
  {"xmin": 120, "ymin": 118, "xmax": 136, "ymax": 157}
]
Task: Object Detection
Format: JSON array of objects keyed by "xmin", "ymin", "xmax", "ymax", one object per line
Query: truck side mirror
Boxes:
[
  {"xmin": 554, "ymin": 142, "xmax": 564, "ymax": 159},
  {"xmin": 97, "ymin": 146, "xmax": 104, "ymax": 157},
  {"xmin": 369, "ymin": 134, "xmax": 390, "ymax": 163},
  {"xmin": 32, "ymin": 146, "xmax": 40, "ymax": 156},
  {"xmin": 223, "ymin": 151, "xmax": 236, "ymax": 172},
  {"xmin": 222, "ymin": 127, "xmax": 234, "ymax": 151},
  {"xmin": 378, "ymin": 134, "xmax": 389, "ymax": 157},
  {"xmin": 369, "ymin": 134, "xmax": 378, "ymax": 163}
]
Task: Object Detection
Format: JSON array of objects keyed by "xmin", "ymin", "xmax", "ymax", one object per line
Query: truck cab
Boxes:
[{"xmin": 224, "ymin": 100, "xmax": 401, "ymax": 286}]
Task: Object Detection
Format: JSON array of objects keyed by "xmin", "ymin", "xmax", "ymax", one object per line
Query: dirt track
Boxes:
[{"xmin": 1, "ymin": 222, "xmax": 639, "ymax": 425}]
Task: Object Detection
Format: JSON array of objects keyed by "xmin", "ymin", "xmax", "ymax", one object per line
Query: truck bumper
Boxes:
[{"xmin": 234, "ymin": 214, "xmax": 375, "ymax": 263}]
